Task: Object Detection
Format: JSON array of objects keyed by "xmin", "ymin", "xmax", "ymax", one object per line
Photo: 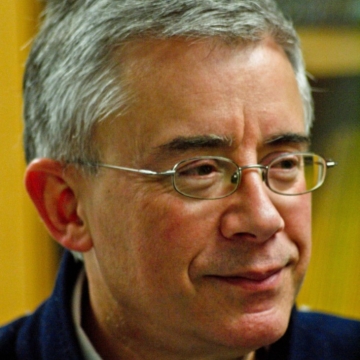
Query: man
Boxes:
[{"xmin": 1, "ymin": 0, "xmax": 359, "ymax": 359}]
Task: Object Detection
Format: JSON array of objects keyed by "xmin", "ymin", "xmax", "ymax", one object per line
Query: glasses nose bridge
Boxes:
[{"xmin": 238, "ymin": 164, "xmax": 268, "ymax": 183}]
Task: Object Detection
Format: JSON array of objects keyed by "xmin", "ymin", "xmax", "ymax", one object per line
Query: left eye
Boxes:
[
  {"xmin": 278, "ymin": 159, "xmax": 298, "ymax": 169},
  {"xmin": 271, "ymin": 156, "xmax": 300, "ymax": 170}
]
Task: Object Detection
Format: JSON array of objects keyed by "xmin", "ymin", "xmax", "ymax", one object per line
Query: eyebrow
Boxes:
[
  {"xmin": 264, "ymin": 133, "xmax": 311, "ymax": 147},
  {"xmin": 151, "ymin": 132, "xmax": 310, "ymax": 161},
  {"xmin": 155, "ymin": 135, "xmax": 233, "ymax": 153}
]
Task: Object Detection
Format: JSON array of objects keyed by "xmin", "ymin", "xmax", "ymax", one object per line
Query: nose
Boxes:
[
  {"xmin": 233, "ymin": 164, "xmax": 267, "ymax": 184},
  {"xmin": 220, "ymin": 168, "xmax": 285, "ymax": 243}
]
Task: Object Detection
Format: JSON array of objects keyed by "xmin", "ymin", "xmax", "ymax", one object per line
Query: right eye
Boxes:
[
  {"xmin": 173, "ymin": 157, "xmax": 239, "ymax": 199},
  {"xmin": 177, "ymin": 160, "xmax": 219, "ymax": 177}
]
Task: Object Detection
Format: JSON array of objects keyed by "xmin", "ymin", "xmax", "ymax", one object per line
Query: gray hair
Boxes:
[{"xmin": 24, "ymin": 0, "xmax": 313, "ymax": 164}]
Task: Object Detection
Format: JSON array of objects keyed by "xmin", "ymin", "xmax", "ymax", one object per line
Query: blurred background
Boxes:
[{"xmin": 0, "ymin": 0, "xmax": 359, "ymax": 324}]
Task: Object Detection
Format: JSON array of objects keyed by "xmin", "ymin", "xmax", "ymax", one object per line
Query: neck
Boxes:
[{"xmin": 80, "ymin": 272, "xmax": 263, "ymax": 360}]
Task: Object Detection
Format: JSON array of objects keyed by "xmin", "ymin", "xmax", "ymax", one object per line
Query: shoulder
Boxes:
[
  {"xmin": 0, "ymin": 316, "xmax": 28, "ymax": 359},
  {"xmin": 0, "ymin": 252, "xmax": 84, "ymax": 360},
  {"xmin": 291, "ymin": 309, "xmax": 360, "ymax": 359},
  {"xmin": 295, "ymin": 309, "xmax": 360, "ymax": 339}
]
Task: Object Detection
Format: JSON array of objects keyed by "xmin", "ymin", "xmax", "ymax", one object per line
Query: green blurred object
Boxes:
[{"xmin": 276, "ymin": 0, "xmax": 360, "ymax": 26}]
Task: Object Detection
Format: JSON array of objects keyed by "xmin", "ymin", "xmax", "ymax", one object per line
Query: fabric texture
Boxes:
[{"xmin": 1, "ymin": 251, "xmax": 360, "ymax": 359}]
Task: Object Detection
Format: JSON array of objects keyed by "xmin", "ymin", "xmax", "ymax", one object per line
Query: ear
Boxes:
[{"xmin": 25, "ymin": 158, "xmax": 93, "ymax": 252}]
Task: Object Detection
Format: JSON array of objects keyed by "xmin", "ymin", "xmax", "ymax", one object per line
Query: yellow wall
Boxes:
[
  {"xmin": 0, "ymin": 1, "xmax": 58, "ymax": 324},
  {"xmin": 298, "ymin": 130, "xmax": 360, "ymax": 319},
  {"xmin": 299, "ymin": 28, "xmax": 360, "ymax": 77},
  {"xmin": 0, "ymin": 4, "xmax": 359, "ymax": 325},
  {"xmin": 297, "ymin": 28, "xmax": 360, "ymax": 319}
]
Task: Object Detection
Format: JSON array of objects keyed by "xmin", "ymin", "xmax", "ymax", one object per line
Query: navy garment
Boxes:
[{"xmin": 1, "ymin": 251, "xmax": 360, "ymax": 359}]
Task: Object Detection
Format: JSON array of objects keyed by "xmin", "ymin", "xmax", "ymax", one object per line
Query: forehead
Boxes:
[{"xmin": 98, "ymin": 37, "xmax": 305, "ymax": 163}]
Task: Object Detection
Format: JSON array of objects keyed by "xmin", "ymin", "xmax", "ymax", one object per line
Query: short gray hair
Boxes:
[{"xmin": 24, "ymin": 0, "xmax": 313, "ymax": 164}]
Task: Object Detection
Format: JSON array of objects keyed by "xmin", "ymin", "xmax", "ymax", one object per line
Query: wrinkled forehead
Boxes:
[
  {"xmin": 116, "ymin": 36, "xmax": 295, "ymax": 113},
  {"xmin": 117, "ymin": 35, "xmax": 299, "ymax": 115},
  {"xmin": 93, "ymin": 36, "xmax": 305, "ymax": 165},
  {"xmin": 120, "ymin": 36, "xmax": 264, "ymax": 84}
]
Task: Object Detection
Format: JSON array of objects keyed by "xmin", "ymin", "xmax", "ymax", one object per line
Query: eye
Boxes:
[
  {"xmin": 278, "ymin": 159, "xmax": 298, "ymax": 169},
  {"xmin": 268, "ymin": 154, "xmax": 303, "ymax": 185},
  {"xmin": 271, "ymin": 155, "xmax": 300, "ymax": 170},
  {"xmin": 177, "ymin": 159, "xmax": 220, "ymax": 177}
]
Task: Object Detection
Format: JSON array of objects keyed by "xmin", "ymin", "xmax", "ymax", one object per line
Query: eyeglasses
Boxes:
[{"xmin": 84, "ymin": 152, "xmax": 336, "ymax": 200}]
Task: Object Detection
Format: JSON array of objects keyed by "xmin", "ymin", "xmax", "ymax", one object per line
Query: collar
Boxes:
[{"xmin": 72, "ymin": 269, "xmax": 102, "ymax": 360}]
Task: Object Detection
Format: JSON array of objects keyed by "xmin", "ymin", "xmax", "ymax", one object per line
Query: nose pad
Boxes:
[
  {"xmin": 260, "ymin": 168, "xmax": 266, "ymax": 182},
  {"xmin": 230, "ymin": 167, "xmax": 267, "ymax": 186},
  {"xmin": 230, "ymin": 171, "xmax": 239, "ymax": 185}
]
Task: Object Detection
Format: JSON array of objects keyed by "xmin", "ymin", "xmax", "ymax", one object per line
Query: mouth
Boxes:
[{"xmin": 208, "ymin": 267, "xmax": 285, "ymax": 292}]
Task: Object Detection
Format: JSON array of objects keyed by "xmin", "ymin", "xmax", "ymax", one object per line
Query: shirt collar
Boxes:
[{"xmin": 72, "ymin": 269, "xmax": 103, "ymax": 360}]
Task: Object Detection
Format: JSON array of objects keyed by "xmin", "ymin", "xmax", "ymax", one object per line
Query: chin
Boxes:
[
  {"xmin": 194, "ymin": 311, "xmax": 289, "ymax": 360},
  {"xmin": 222, "ymin": 306, "xmax": 291, "ymax": 351}
]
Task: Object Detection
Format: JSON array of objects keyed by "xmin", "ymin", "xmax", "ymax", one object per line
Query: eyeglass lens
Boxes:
[{"xmin": 173, "ymin": 154, "xmax": 326, "ymax": 199}]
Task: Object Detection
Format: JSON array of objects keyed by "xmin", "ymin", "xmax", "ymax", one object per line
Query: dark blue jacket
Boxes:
[{"xmin": 1, "ymin": 251, "xmax": 360, "ymax": 359}]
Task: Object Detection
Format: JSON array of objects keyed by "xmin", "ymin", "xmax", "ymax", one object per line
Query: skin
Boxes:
[{"xmin": 26, "ymin": 37, "xmax": 312, "ymax": 360}]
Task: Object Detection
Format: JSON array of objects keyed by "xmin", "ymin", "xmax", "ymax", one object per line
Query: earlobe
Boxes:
[{"xmin": 25, "ymin": 158, "xmax": 93, "ymax": 253}]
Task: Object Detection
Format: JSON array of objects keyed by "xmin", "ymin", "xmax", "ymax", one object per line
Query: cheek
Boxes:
[
  {"xmin": 281, "ymin": 194, "xmax": 312, "ymax": 278},
  {"xmin": 90, "ymin": 187, "xmax": 197, "ymax": 255},
  {"xmin": 132, "ymin": 196, "xmax": 228, "ymax": 294},
  {"xmin": 105, "ymin": 197, "xmax": 219, "ymax": 312},
  {"xmin": 139, "ymin": 197, "xmax": 216, "ymax": 262}
]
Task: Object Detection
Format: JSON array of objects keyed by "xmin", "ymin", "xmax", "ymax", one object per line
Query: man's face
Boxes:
[{"xmin": 78, "ymin": 37, "xmax": 311, "ymax": 357}]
